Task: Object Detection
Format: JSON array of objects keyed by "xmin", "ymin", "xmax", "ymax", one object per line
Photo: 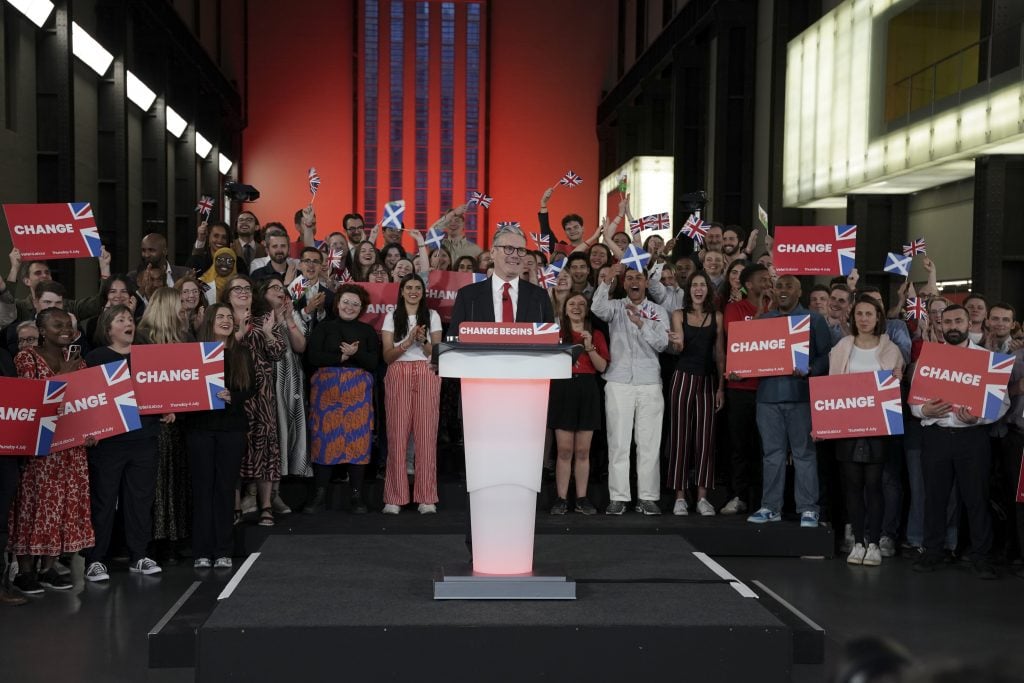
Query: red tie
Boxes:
[{"xmin": 501, "ymin": 282, "xmax": 513, "ymax": 322}]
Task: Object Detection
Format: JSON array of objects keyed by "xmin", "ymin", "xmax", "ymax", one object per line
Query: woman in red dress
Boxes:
[{"xmin": 9, "ymin": 308, "xmax": 95, "ymax": 594}]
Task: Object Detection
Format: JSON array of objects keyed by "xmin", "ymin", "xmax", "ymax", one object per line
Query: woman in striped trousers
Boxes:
[
  {"xmin": 381, "ymin": 274, "xmax": 443, "ymax": 514},
  {"xmin": 667, "ymin": 271, "xmax": 725, "ymax": 517}
]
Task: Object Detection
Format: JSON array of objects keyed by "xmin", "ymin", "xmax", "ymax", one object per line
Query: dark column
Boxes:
[
  {"xmin": 972, "ymin": 155, "xmax": 1024, "ymax": 305},
  {"xmin": 846, "ymin": 194, "xmax": 908, "ymax": 297}
]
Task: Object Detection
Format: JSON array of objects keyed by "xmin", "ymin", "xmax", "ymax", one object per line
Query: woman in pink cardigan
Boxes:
[{"xmin": 829, "ymin": 295, "xmax": 904, "ymax": 567}]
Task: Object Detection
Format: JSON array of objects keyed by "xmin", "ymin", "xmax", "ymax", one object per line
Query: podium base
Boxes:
[{"xmin": 433, "ymin": 564, "xmax": 576, "ymax": 600}]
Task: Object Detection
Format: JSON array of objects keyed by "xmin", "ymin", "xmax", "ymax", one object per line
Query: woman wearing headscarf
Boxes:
[{"xmin": 199, "ymin": 247, "xmax": 238, "ymax": 306}]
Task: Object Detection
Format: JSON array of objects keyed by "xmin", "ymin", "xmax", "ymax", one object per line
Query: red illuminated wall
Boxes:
[{"xmin": 242, "ymin": 0, "xmax": 616, "ymax": 247}]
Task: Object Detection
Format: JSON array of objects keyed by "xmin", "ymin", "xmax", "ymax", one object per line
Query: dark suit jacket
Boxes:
[
  {"xmin": 127, "ymin": 263, "xmax": 191, "ymax": 287},
  {"xmin": 449, "ymin": 277, "xmax": 554, "ymax": 329},
  {"xmin": 294, "ymin": 287, "xmax": 335, "ymax": 330}
]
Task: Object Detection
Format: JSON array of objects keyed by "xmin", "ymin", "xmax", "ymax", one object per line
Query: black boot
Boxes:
[
  {"xmin": 350, "ymin": 489, "xmax": 368, "ymax": 514},
  {"xmin": 303, "ymin": 487, "xmax": 326, "ymax": 514}
]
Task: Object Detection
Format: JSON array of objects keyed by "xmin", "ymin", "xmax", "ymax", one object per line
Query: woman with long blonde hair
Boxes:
[{"xmin": 137, "ymin": 287, "xmax": 190, "ymax": 344}]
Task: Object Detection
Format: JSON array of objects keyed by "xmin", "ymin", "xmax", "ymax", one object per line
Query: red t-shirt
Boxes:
[
  {"xmin": 570, "ymin": 329, "xmax": 609, "ymax": 375},
  {"xmin": 723, "ymin": 298, "xmax": 759, "ymax": 391}
]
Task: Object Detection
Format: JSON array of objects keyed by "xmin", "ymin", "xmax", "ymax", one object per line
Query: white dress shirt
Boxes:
[{"xmin": 490, "ymin": 276, "xmax": 520, "ymax": 322}]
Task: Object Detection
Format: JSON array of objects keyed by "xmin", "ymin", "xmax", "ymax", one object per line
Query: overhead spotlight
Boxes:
[
  {"xmin": 126, "ymin": 71, "xmax": 156, "ymax": 111},
  {"xmin": 195, "ymin": 132, "xmax": 212, "ymax": 159},
  {"xmin": 165, "ymin": 106, "xmax": 187, "ymax": 138},
  {"xmin": 71, "ymin": 22, "xmax": 113, "ymax": 76},
  {"xmin": 218, "ymin": 153, "xmax": 233, "ymax": 175},
  {"xmin": 7, "ymin": 0, "xmax": 54, "ymax": 27}
]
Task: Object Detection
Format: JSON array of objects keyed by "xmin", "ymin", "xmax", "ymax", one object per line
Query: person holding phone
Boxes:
[
  {"xmin": 8, "ymin": 308, "xmax": 95, "ymax": 594},
  {"xmin": 381, "ymin": 274, "xmax": 443, "ymax": 514}
]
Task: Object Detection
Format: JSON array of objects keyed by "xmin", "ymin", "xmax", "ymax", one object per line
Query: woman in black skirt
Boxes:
[{"xmin": 547, "ymin": 294, "xmax": 609, "ymax": 515}]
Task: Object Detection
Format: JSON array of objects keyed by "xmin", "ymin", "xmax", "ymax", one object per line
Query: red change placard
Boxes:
[
  {"xmin": 726, "ymin": 315, "xmax": 810, "ymax": 378},
  {"xmin": 3, "ymin": 202, "xmax": 103, "ymax": 260},
  {"xmin": 359, "ymin": 282, "xmax": 400, "ymax": 330},
  {"xmin": 427, "ymin": 271, "xmax": 487, "ymax": 323},
  {"xmin": 908, "ymin": 342, "xmax": 1013, "ymax": 421},
  {"xmin": 457, "ymin": 322, "xmax": 560, "ymax": 345},
  {"xmin": 772, "ymin": 225, "xmax": 856, "ymax": 276},
  {"xmin": 51, "ymin": 361, "xmax": 141, "ymax": 450},
  {"xmin": 0, "ymin": 377, "xmax": 66, "ymax": 456},
  {"xmin": 132, "ymin": 342, "xmax": 226, "ymax": 414},
  {"xmin": 809, "ymin": 371, "xmax": 904, "ymax": 440}
]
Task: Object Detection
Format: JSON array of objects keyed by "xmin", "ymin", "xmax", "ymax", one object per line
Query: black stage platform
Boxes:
[{"xmin": 195, "ymin": 534, "xmax": 794, "ymax": 682}]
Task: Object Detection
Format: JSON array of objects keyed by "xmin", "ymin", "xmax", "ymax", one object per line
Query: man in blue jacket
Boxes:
[{"xmin": 747, "ymin": 275, "xmax": 833, "ymax": 527}]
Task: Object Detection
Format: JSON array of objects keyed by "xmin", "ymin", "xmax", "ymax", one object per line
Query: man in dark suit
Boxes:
[
  {"xmin": 449, "ymin": 225, "xmax": 554, "ymax": 329},
  {"xmin": 127, "ymin": 233, "xmax": 190, "ymax": 288},
  {"xmin": 448, "ymin": 224, "xmax": 554, "ymax": 557}
]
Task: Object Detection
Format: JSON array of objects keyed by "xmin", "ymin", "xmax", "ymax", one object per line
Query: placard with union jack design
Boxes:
[
  {"xmin": 3, "ymin": 202, "xmax": 103, "ymax": 259},
  {"xmin": 458, "ymin": 322, "xmax": 560, "ymax": 345},
  {"xmin": 0, "ymin": 377, "xmax": 65, "ymax": 456},
  {"xmin": 772, "ymin": 225, "xmax": 857, "ymax": 276},
  {"xmin": 908, "ymin": 342, "xmax": 1013, "ymax": 420},
  {"xmin": 810, "ymin": 370, "xmax": 904, "ymax": 439},
  {"xmin": 726, "ymin": 315, "xmax": 810, "ymax": 378},
  {"xmin": 51, "ymin": 361, "xmax": 141, "ymax": 450},
  {"xmin": 132, "ymin": 342, "xmax": 226, "ymax": 414}
]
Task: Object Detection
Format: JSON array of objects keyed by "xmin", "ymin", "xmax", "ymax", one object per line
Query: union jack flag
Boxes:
[
  {"xmin": 678, "ymin": 214, "xmax": 708, "ymax": 244},
  {"xmin": 496, "ymin": 221, "xmax": 521, "ymax": 230},
  {"xmin": 904, "ymin": 297, "xmax": 927, "ymax": 320},
  {"xmin": 468, "ymin": 191, "xmax": 493, "ymax": 208},
  {"xmin": 327, "ymin": 249, "xmax": 347, "ymax": 279},
  {"xmin": 539, "ymin": 265, "xmax": 559, "ymax": 289},
  {"xmin": 195, "ymin": 195, "xmax": 215, "ymax": 219},
  {"xmin": 902, "ymin": 238, "xmax": 927, "ymax": 257},
  {"xmin": 628, "ymin": 219, "xmax": 642, "ymax": 236},
  {"xmin": 640, "ymin": 212, "xmax": 671, "ymax": 231},
  {"xmin": 638, "ymin": 303, "xmax": 662, "ymax": 322},
  {"xmin": 308, "ymin": 167, "xmax": 321, "ymax": 197},
  {"xmin": 559, "ymin": 170, "xmax": 583, "ymax": 188},
  {"xmin": 530, "ymin": 232, "xmax": 551, "ymax": 254}
]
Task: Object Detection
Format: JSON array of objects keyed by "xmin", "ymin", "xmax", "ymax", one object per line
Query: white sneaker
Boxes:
[
  {"xmin": 85, "ymin": 562, "xmax": 109, "ymax": 582},
  {"xmin": 878, "ymin": 536, "xmax": 896, "ymax": 558},
  {"xmin": 129, "ymin": 558, "xmax": 162, "ymax": 575},
  {"xmin": 847, "ymin": 543, "xmax": 866, "ymax": 565},
  {"xmin": 382, "ymin": 504, "xmax": 401, "ymax": 515},
  {"xmin": 696, "ymin": 498, "xmax": 716, "ymax": 516},
  {"xmin": 193, "ymin": 558, "xmax": 212, "ymax": 569},
  {"xmin": 213, "ymin": 557, "xmax": 233, "ymax": 569},
  {"xmin": 863, "ymin": 543, "xmax": 882, "ymax": 566},
  {"xmin": 720, "ymin": 497, "xmax": 746, "ymax": 515},
  {"xmin": 673, "ymin": 499, "xmax": 689, "ymax": 516},
  {"xmin": 417, "ymin": 503, "xmax": 437, "ymax": 514}
]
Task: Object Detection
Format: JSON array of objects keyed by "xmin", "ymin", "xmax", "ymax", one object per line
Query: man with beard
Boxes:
[
  {"xmin": 703, "ymin": 224, "xmax": 724, "ymax": 253},
  {"xmin": 128, "ymin": 233, "xmax": 190, "ymax": 287},
  {"xmin": 721, "ymin": 226, "xmax": 749, "ymax": 260},
  {"xmin": 250, "ymin": 226, "xmax": 299, "ymax": 283},
  {"xmin": 746, "ymin": 275, "xmax": 832, "ymax": 528},
  {"xmin": 293, "ymin": 247, "xmax": 333, "ymax": 330},
  {"xmin": 231, "ymin": 211, "xmax": 266, "ymax": 271},
  {"xmin": 911, "ymin": 304, "xmax": 1008, "ymax": 579}
]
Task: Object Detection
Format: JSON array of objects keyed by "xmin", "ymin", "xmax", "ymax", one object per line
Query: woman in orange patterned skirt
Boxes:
[
  {"xmin": 9, "ymin": 308, "xmax": 95, "ymax": 594},
  {"xmin": 304, "ymin": 284, "xmax": 379, "ymax": 514}
]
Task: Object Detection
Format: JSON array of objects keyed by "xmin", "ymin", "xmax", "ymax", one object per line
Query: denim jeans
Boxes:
[{"xmin": 756, "ymin": 401, "xmax": 819, "ymax": 515}]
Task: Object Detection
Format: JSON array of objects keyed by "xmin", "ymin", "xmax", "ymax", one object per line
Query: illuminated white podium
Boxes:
[{"xmin": 434, "ymin": 323, "xmax": 577, "ymax": 599}]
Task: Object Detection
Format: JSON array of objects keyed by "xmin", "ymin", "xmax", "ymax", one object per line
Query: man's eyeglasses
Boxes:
[
  {"xmin": 300, "ymin": 258, "xmax": 323, "ymax": 266},
  {"xmin": 496, "ymin": 245, "xmax": 528, "ymax": 257},
  {"xmin": 230, "ymin": 286, "xmax": 252, "ymax": 294}
]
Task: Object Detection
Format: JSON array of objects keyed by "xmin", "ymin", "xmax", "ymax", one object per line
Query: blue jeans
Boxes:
[{"xmin": 756, "ymin": 402, "xmax": 819, "ymax": 515}]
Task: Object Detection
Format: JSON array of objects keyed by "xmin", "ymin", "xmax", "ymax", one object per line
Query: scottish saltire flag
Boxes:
[
  {"xmin": 621, "ymin": 244, "xmax": 651, "ymax": 271},
  {"xmin": 308, "ymin": 167, "xmax": 321, "ymax": 198},
  {"xmin": 195, "ymin": 195, "xmax": 215, "ymax": 219},
  {"xmin": 876, "ymin": 371, "xmax": 904, "ymax": 435},
  {"xmin": 530, "ymin": 232, "xmax": 551, "ymax": 254},
  {"xmin": 468, "ymin": 191, "xmax": 493, "ymax": 208},
  {"xmin": 424, "ymin": 226, "xmax": 445, "ymax": 249},
  {"xmin": 679, "ymin": 214, "xmax": 708, "ymax": 244},
  {"xmin": 789, "ymin": 315, "xmax": 811, "ymax": 375},
  {"xmin": 559, "ymin": 170, "xmax": 583, "ymax": 188},
  {"xmin": 883, "ymin": 252, "xmax": 912, "ymax": 277},
  {"xmin": 640, "ymin": 213, "xmax": 671, "ymax": 231},
  {"xmin": 381, "ymin": 200, "xmax": 405, "ymax": 229},
  {"xmin": 983, "ymin": 352, "xmax": 1015, "ymax": 421},
  {"xmin": 904, "ymin": 297, "xmax": 927, "ymax": 320},
  {"xmin": 545, "ymin": 259, "xmax": 565, "ymax": 276},
  {"xmin": 496, "ymin": 221, "xmax": 521, "ymax": 230},
  {"xmin": 902, "ymin": 238, "xmax": 927, "ymax": 257}
]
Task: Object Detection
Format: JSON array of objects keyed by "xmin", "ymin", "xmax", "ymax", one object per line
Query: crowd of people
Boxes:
[{"xmin": 0, "ymin": 184, "xmax": 1022, "ymax": 606}]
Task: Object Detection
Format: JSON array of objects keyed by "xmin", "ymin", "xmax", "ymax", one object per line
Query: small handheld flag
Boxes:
[
  {"xmin": 468, "ymin": 191, "xmax": 493, "ymax": 208},
  {"xmin": 496, "ymin": 221, "xmax": 521, "ymax": 230},
  {"xmin": 678, "ymin": 214, "xmax": 708, "ymax": 244},
  {"xmin": 424, "ymin": 226, "xmax": 445, "ymax": 250},
  {"xmin": 902, "ymin": 238, "xmax": 927, "ymax": 257},
  {"xmin": 382, "ymin": 200, "xmax": 405, "ymax": 229},
  {"xmin": 327, "ymin": 249, "xmax": 346, "ymax": 279},
  {"xmin": 617, "ymin": 173, "xmax": 628, "ymax": 194},
  {"xmin": 308, "ymin": 167, "xmax": 321, "ymax": 198},
  {"xmin": 559, "ymin": 170, "xmax": 583, "ymax": 188},
  {"xmin": 883, "ymin": 252, "xmax": 912, "ymax": 277},
  {"xmin": 288, "ymin": 276, "xmax": 310, "ymax": 300},
  {"xmin": 628, "ymin": 219, "xmax": 642, "ymax": 236},
  {"xmin": 758, "ymin": 204, "xmax": 768, "ymax": 230},
  {"xmin": 195, "ymin": 195, "xmax": 215, "ymax": 220},
  {"xmin": 639, "ymin": 212, "xmax": 671, "ymax": 232},
  {"xmin": 530, "ymin": 232, "xmax": 551, "ymax": 254},
  {"xmin": 621, "ymin": 244, "xmax": 651, "ymax": 272},
  {"xmin": 904, "ymin": 297, "xmax": 927, "ymax": 320},
  {"xmin": 638, "ymin": 302, "xmax": 662, "ymax": 322}
]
